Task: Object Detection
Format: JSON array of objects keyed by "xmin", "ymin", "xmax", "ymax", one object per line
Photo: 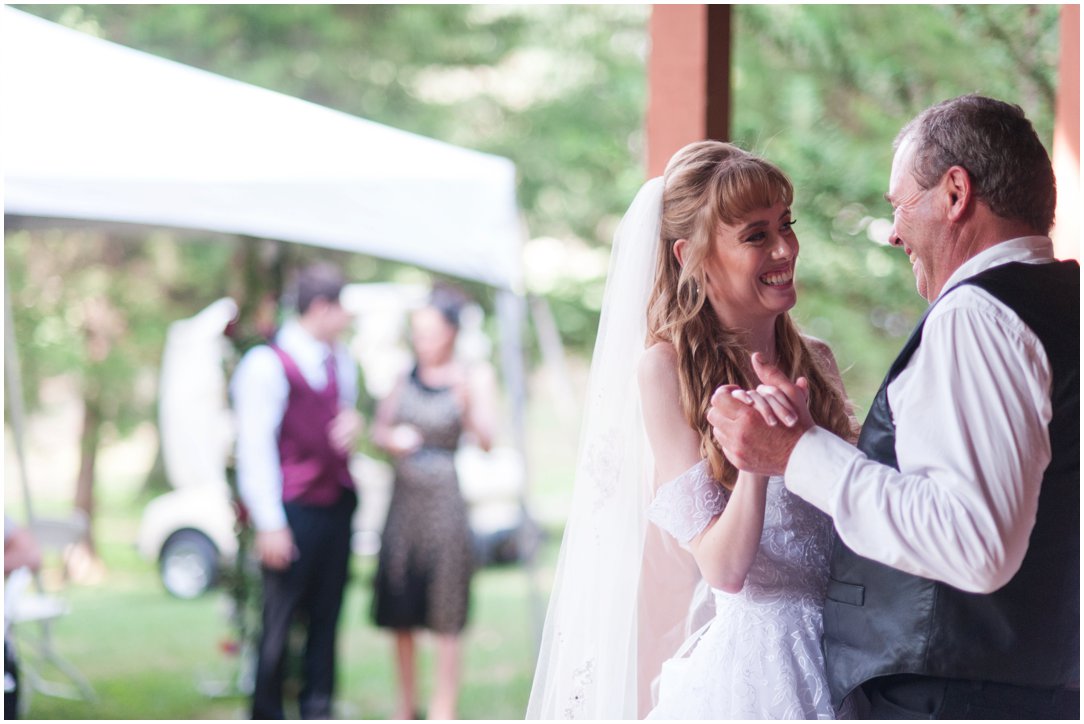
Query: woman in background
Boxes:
[{"xmin": 370, "ymin": 285, "xmax": 499, "ymax": 720}]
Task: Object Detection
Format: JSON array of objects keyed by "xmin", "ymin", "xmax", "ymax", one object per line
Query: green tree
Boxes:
[
  {"xmin": 5, "ymin": 228, "xmax": 235, "ymax": 550},
  {"xmin": 730, "ymin": 3, "xmax": 1059, "ymax": 410},
  {"xmin": 5, "ymin": 4, "xmax": 1063, "ymax": 543}
]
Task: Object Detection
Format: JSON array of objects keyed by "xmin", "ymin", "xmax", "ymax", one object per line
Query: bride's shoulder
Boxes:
[
  {"xmin": 802, "ymin": 334, "xmax": 847, "ymax": 390},
  {"xmin": 802, "ymin": 334, "xmax": 838, "ymax": 367},
  {"xmin": 638, "ymin": 340, "xmax": 678, "ymax": 379},
  {"xmin": 642, "ymin": 339, "xmax": 677, "ymax": 363}
]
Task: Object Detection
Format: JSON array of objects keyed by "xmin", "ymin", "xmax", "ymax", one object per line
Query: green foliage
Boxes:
[
  {"xmin": 5, "ymin": 4, "xmax": 1064, "ymax": 463},
  {"xmin": 729, "ymin": 3, "xmax": 1059, "ymax": 411},
  {"xmin": 5, "ymin": 228, "xmax": 236, "ymax": 436}
]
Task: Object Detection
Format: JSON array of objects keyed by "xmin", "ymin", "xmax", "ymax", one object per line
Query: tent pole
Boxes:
[
  {"xmin": 495, "ymin": 289, "xmax": 545, "ymax": 648},
  {"xmin": 527, "ymin": 293, "xmax": 576, "ymax": 422},
  {"xmin": 4, "ymin": 264, "xmax": 37, "ymax": 525}
]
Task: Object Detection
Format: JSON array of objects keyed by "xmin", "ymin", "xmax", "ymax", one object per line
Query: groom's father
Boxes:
[{"xmin": 708, "ymin": 94, "xmax": 1078, "ymax": 719}]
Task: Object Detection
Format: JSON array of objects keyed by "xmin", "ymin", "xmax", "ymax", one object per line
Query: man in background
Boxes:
[{"xmin": 232, "ymin": 263, "xmax": 363, "ymax": 719}]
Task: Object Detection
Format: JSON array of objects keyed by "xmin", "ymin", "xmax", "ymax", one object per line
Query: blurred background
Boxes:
[{"xmin": 3, "ymin": 4, "xmax": 1077, "ymax": 719}]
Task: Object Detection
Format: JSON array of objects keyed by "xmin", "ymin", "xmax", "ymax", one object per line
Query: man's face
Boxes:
[
  {"xmin": 885, "ymin": 135, "xmax": 943, "ymax": 302},
  {"xmin": 316, "ymin": 297, "xmax": 353, "ymax": 342}
]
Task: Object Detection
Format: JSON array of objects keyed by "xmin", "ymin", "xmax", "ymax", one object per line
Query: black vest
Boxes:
[{"xmin": 822, "ymin": 260, "xmax": 1080, "ymax": 705}]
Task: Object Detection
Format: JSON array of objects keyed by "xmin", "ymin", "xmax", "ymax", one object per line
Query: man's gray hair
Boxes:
[{"xmin": 895, "ymin": 94, "xmax": 1056, "ymax": 234}]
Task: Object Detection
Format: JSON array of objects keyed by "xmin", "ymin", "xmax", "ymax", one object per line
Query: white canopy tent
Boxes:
[
  {"xmin": 1, "ymin": 7, "xmax": 523, "ymax": 290},
  {"xmin": 2, "ymin": 6, "xmax": 530, "ymax": 525}
]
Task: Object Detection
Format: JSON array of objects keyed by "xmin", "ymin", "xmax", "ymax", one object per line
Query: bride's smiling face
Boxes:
[{"xmin": 698, "ymin": 201, "xmax": 799, "ymax": 327}]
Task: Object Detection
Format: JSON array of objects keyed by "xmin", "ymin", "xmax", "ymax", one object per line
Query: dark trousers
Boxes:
[
  {"xmin": 862, "ymin": 674, "xmax": 1080, "ymax": 720},
  {"xmin": 251, "ymin": 489, "xmax": 356, "ymax": 720}
]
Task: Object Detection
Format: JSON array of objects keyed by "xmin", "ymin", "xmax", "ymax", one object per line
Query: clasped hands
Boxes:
[{"xmin": 707, "ymin": 352, "xmax": 815, "ymax": 476}]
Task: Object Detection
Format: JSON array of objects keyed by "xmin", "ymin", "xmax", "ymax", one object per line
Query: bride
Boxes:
[{"xmin": 527, "ymin": 141, "xmax": 858, "ymax": 719}]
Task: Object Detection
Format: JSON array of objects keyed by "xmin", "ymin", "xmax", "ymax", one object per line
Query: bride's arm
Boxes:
[
  {"xmin": 638, "ymin": 342, "xmax": 768, "ymax": 593},
  {"xmin": 637, "ymin": 342, "xmax": 701, "ymax": 481},
  {"xmin": 688, "ymin": 471, "xmax": 768, "ymax": 593}
]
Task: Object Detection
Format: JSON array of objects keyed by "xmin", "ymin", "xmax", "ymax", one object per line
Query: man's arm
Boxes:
[
  {"xmin": 231, "ymin": 347, "xmax": 295, "ymax": 569},
  {"xmin": 327, "ymin": 347, "xmax": 364, "ymax": 456},
  {"xmin": 784, "ymin": 300, "xmax": 1051, "ymax": 593}
]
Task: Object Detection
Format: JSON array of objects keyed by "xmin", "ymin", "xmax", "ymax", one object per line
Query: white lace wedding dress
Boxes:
[{"xmin": 645, "ymin": 460, "xmax": 853, "ymax": 720}]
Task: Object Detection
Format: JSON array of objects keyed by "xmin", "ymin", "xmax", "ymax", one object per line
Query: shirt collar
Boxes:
[
  {"xmin": 937, "ymin": 236, "xmax": 1054, "ymax": 301},
  {"xmin": 277, "ymin": 318, "xmax": 333, "ymax": 364}
]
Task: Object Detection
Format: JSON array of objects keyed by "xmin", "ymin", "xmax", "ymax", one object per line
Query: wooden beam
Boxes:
[{"xmin": 646, "ymin": 5, "xmax": 732, "ymax": 177}]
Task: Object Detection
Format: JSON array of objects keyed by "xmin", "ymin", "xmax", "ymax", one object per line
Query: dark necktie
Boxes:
[{"xmin": 324, "ymin": 352, "xmax": 338, "ymax": 397}]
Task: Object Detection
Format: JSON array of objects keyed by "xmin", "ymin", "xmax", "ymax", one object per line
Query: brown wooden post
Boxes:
[
  {"xmin": 646, "ymin": 4, "xmax": 732, "ymax": 177},
  {"xmin": 1052, "ymin": 4, "xmax": 1080, "ymax": 260}
]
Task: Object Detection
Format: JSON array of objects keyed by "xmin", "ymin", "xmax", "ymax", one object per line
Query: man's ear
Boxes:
[
  {"xmin": 305, "ymin": 295, "xmax": 333, "ymax": 319},
  {"xmin": 943, "ymin": 165, "xmax": 973, "ymax": 222},
  {"xmin": 673, "ymin": 238, "xmax": 689, "ymax": 268}
]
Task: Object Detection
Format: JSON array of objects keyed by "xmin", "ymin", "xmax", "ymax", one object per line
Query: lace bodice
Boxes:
[
  {"xmin": 645, "ymin": 460, "xmax": 728, "ymax": 546},
  {"xmin": 645, "ymin": 460, "xmax": 847, "ymax": 719},
  {"xmin": 646, "ymin": 460, "xmax": 834, "ymax": 604}
]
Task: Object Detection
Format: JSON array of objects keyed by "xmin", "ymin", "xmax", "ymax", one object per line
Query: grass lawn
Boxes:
[
  {"xmin": 11, "ymin": 500, "xmax": 560, "ymax": 720},
  {"xmin": 7, "ymin": 364, "xmax": 583, "ymax": 720}
]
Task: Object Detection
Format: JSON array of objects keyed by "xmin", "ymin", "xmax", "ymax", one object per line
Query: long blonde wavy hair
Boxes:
[{"xmin": 646, "ymin": 141, "xmax": 856, "ymax": 488}]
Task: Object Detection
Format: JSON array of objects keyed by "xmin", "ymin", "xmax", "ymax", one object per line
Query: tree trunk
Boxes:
[{"xmin": 74, "ymin": 395, "xmax": 102, "ymax": 556}]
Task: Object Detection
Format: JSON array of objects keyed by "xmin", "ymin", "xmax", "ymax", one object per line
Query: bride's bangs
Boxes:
[{"xmin": 711, "ymin": 161, "xmax": 794, "ymax": 227}]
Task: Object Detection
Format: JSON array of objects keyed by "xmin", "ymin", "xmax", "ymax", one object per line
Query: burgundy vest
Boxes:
[{"xmin": 271, "ymin": 345, "xmax": 353, "ymax": 506}]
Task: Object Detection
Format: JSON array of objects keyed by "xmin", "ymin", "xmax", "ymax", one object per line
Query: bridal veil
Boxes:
[{"xmin": 526, "ymin": 178, "xmax": 707, "ymax": 719}]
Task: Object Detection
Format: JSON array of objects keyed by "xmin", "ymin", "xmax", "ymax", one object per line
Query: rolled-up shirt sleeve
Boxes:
[{"xmin": 786, "ymin": 289, "xmax": 1052, "ymax": 594}]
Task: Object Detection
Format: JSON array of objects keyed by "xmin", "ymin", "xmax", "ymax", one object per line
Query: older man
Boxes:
[{"xmin": 708, "ymin": 95, "xmax": 1078, "ymax": 719}]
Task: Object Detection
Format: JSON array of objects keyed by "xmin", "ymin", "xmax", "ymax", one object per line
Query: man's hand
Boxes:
[
  {"xmin": 706, "ymin": 353, "xmax": 814, "ymax": 475},
  {"xmin": 328, "ymin": 409, "xmax": 364, "ymax": 456},
  {"xmin": 255, "ymin": 527, "xmax": 297, "ymax": 571}
]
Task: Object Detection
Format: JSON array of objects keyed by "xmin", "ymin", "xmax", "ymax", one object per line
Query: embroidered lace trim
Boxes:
[{"xmin": 647, "ymin": 459, "xmax": 728, "ymax": 545}]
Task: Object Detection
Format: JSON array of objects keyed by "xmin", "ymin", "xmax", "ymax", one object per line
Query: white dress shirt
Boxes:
[
  {"xmin": 786, "ymin": 236, "xmax": 1057, "ymax": 594},
  {"xmin": 231, "ymin": 319, "xmax": 358, "ymax": 532}
]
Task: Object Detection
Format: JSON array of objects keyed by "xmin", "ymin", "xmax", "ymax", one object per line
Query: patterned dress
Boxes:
[
  {"xmin": 371, "ymin": 368, "xmax": 475, "ymax": 634},
  {"xmin": 645, "ymin": 461, "xmax": 854, "ymax": 719}
]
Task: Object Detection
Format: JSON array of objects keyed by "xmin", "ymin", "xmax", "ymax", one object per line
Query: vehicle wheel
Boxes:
[{"xmin": 160, "ymin": 529, "xmax": 219, "ymax": 599}]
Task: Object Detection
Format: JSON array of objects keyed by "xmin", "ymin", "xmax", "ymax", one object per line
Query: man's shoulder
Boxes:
[
  {"xmin": 234, "ymin": 344, "xmax": 285, "ymax": 382},
  {"xmin": 922, "ymin": 285, "xmax": 1048, "ymax": 369},
  {"xmin": 239, "ymin": 341, "xmax": 279, "ymax": 362}
]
